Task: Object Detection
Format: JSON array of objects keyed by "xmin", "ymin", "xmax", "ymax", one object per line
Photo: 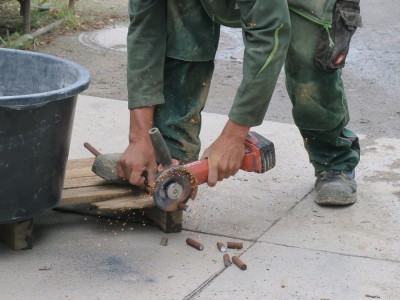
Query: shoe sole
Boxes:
[{"xmin": 315, "ymin": 192, "xmax": 357, "ymax": 206}]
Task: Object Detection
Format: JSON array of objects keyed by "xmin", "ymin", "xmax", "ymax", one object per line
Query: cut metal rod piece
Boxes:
[
  {"xmin": 227, "ymin": 241, "xmax": 243, "ymax": 250},
  {"xmin": 223, "ymin": 254, "xmax": 232, "ymax": 267},
  {"xmin": 232, "ymin": 256, "xmax": 247, "ymax": 270},
  {"xmin": 84, "ymin": 142, "xmax": 101, "ymax": 157},
  {"xmin": 217, "ymin": 242, "xmax": 227, "ymax": 252},
  {"xmin": 186, "ymin": 238, "xmax": 204, "ymax": 251},
  {"xmin": 160, "ymin": 236, "xmax": 168, "ymax": 246}
]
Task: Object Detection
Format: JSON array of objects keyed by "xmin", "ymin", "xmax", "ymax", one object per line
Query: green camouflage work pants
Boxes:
[
  {"xmin": 153, "ymin": 57, "xmax": 216, "ymax": 163},
  {"xmin": 285, "ymin": 12, "xmax": 360, "ymax": 174},
  {"xmin": 127, "ymin": 0, "xmax": 219, "ymax": 162},
  {"xmin": 127, "ymin": 0, "xmax": 360, "ymax": 172}
]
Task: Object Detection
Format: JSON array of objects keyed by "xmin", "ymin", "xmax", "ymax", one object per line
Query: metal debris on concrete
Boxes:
[
  {"xmin": 160, "ymin": 236, "xmax": 168, "ymax": 246},
  {"xmin": 232, "ymin": 256, "xmax": 247, "ymax": 270},
  {"xmin": 223, "ymin": 254, "xmax": 232, "ymax": 267},
  {"xmin": 186, "ymin": 238, "xmax": 204, "ymax": 251},
  {"xmin": 227, "ymin": 241, "xmax": 243, "ymax": 249},
  {"xmin": 217, "ymin": 242, "xmax": 227, "ymax": 252}
]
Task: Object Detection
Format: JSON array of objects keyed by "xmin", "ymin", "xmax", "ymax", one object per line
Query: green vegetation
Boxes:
[
  {"xmin": 0, "ymin": 31, "xmax": 33, "ymax": 49},
  {"xmin": 0, "ymin": 0, "xmax": 76, "ymax": 48},
  {"xmin": 0, "ymin": 0, "xmax": 127, "ymax": 49}
]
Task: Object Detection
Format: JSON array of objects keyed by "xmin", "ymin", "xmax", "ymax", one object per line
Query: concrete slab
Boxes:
[
  {"xmin": 70, "ymin": 96, "xmax": 315, "ymax": 240},
  {"xmin": 1, "ymin": 95, "xmax": 399, "ymax": 299},
  {"xmin": 0, "ymin": 95, "xmax": 316, "ymax": 298},
  {"xmin": 259, "ymin": 136, "xmax": 400, "ymax": 261},
  {"xmin": 183, "ymin": 114, "xmax": 314, "ymax": 239},
  {"xmin": 0, "ymin": 212, "xmax": 250, "ymax": 299},
  {"xmin": 193, "ymin": 242, "xmax": 400, "ymax": 299},
  {"xmin": 69, "ymin": 95, "xmax": 129, "ymax": 158}
]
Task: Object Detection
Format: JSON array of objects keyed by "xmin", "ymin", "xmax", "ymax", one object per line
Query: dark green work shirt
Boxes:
[{"xmin": 127, "ymin": 0, "xmax": 294, "ymax": 127}]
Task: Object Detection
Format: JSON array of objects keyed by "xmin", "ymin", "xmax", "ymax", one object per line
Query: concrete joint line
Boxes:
[
  {"xmin": 182, "ymin": 229, "xmax": 257, "ymax": 243},
  {"xmin": 182, "ymin": 188, "xmax": 314, "ymax": 299},
  {"xmin": 183, "ymin": 242, "xmax": 258, "ymax": 300},
  {"xmin": 183, "ymin": 267, "xmax": 226, "ymax": 300},
  {"xmin": 258, "ymin": 187, "xmax": 314, "ymax": 237},
  {"xmin": 261, "ymin": 241, "xmax": 400, "ymax": 264}
]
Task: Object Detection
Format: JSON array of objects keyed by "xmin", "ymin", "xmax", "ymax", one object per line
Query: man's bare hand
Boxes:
[
  {"xmin": 117, "ymin": 106, "xmax": 157, "ymax": 190},
  {"xmin": 201, "ymin": 120, "xmax": 250, "ymax": 187},
  {"xmin": 117, "ymin": 139, "xmax": 158, "ymax": 190}
]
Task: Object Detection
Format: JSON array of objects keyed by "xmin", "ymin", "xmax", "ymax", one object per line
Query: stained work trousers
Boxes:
[
  {"xmin": 127, "ymin": 0, "xmax": 360, "ymax": 172},
  {"xmin": 285, "ymin": 12, "xmax": 360, "ymax": 173}
]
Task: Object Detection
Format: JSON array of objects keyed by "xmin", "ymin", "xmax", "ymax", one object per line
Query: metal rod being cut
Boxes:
[
  {"xmin": 148, "ymin": 127, "xmax": 172, "ymax": 168},
  {"xmin": 83, "ymin": 142, "xmax": 101, "ymax": 157}
]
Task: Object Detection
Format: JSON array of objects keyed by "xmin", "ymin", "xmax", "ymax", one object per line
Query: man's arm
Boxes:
[
  {"xmin": 202, "ymin": 0, "xmax": 291, "ymax": 186},
  {"xmin": 229, "ymin": 0, "xmax": 292, "ymax": 126},
  {"xmin": 117, "ymin": 106, "xmax": 158, "ymax": 189},
  {"xmin": 119, "ymin": 0, "xmax": 167, "ymax": 189}
]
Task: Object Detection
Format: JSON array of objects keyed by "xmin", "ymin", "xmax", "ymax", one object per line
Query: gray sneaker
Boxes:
[{"xmin": 314, "ymin": 170, "xmax": 357, "ymax": 206}]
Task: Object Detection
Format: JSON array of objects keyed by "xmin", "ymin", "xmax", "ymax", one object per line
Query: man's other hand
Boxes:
[{"xmin": 201, "ymin": 120, "xmax": 250, "ymax": 187}]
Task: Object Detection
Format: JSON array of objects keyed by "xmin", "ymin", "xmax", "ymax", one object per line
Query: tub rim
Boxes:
[{"xmin": 0, "ymin": 48, "xmax": 90, "ymax": 109}]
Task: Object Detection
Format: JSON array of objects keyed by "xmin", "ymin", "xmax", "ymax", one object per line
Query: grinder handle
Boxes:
[
  {"xmin": 182, "ymin": 147, "xmax": 264, "ymax": 185},
  {"xmin": 183, "ymin": 151, "xmax": 263, "ymax": 185},
  {"xmin": 149, "ymin": 127, "xmax": 173, "ymax": 168},
  {"xmin": 184, "ymin": 160, "xmax": 209, "ymax": 185},
  {"xmin": 183, "ymin": 132, "xmax": 275, "ymax": 184}
]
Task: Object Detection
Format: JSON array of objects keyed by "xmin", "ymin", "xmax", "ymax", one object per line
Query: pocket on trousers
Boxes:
[{"xmin": 314, "ymin": 0, "xmax": 363, "ymax": 72}]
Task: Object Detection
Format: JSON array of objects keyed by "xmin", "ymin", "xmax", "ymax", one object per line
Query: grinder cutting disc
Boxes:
[{"xmin": 153, "ymin": 166, "xmax": 198, "ymax": 212}]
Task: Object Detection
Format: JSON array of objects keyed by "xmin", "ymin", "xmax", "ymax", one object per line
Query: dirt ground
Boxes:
[{"xmin": 35, "ymin": 0, "xmax": 400, "ymax": 142}]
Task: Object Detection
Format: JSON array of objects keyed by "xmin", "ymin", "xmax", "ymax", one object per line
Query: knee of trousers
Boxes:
[
  {"xmin": 285, "ymin": 48, "xmax": 349, "ymax": 131},
  {"xmin": 285, "ymin": 11, "xmax": 350, "ymax": 131},
  {"xmin": 287, "ymin": 75, "xmax": 350, "ymax": 132}
]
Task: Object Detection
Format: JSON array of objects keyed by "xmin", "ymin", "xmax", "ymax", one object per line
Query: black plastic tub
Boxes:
[{"xmin": 0, "ymin": 48, "xmax": 90, "ymax": 224}]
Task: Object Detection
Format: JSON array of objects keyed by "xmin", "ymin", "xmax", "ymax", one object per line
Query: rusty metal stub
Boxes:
[
  {"xmin": 223, "ymin": 254, "xmax": 232, "ymax": 267},
  {"xmin": 227, "ymin": 241, "xmax": 243, "ymax": 249},
  {"xmin": 217, "ymin": 242, "xmax": 227, "ymax": 252},
  {"xmin": 186, "ymin": 237, "xmax": 204, "ymax": 251},
  {"xmin": 232, "ymin": 256, "xmax": 247, "ymax": 270},
  {"xmin": 160, "ymin": 236, "xmax": 168, "ymax": 246}
]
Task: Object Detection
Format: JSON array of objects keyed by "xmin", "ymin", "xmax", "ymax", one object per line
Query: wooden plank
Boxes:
[
  {"xmin": 63, "ymin": 176, "xmax": 109, "ymax": 189},
  {"xmin": 64, "ymin": 167, "xmax": 95, "ymax": 179},
  {"xmin": 0, "ymin": 219, "xmax": 33, "ymax": 250},
  {"xmin": 59, "ymin": 158, "xmax": 183, "ymax": 233},
  {"xmin": 143, "ymin": 208, "xmax": 183, "ymax": 233},
  {"xmin": 66, "ymin": 157, "xmax": 95, "ymax": 171},
  {"xmin": 91, "ymin": 195, "xmax": 154, "ymax": 211},
  {"xmin": 60, "ymin": 185, "xmax": 137, "ymax": 206}
]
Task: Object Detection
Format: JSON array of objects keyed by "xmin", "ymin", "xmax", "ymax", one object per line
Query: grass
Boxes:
[
  {"xmin": 0, "ymin": 0, "xmax": 128, "ymax": 49},
  {"xmin": 0, "ymin": 1, "xmax": 68, "ymax": 33},
  {"xmin": 0, "ymin": 0, "xmax": 72, "ymax": 48}
]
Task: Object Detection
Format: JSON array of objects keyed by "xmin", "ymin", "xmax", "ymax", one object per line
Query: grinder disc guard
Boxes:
[{"xmin": 153, "ymin": 166, "xmax": 198, "ymax": 211}]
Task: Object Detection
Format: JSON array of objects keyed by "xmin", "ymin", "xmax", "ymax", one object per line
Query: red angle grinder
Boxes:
[
  {"xmin": 151, "ymin": 129, "xmax": 275, "ymax": 212},
  {"xmin": 86, "ymin": 128, "xmax": 275, "ymax": 212}
]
